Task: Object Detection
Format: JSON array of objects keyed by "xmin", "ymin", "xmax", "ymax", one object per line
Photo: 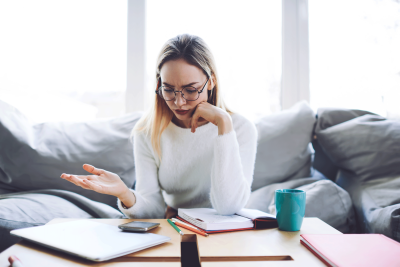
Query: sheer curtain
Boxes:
[
  {"xmin": 0, "ymin": 0, "xmax": 127, "ymax": 122},
  {"xmin": 309, "ymin": 0, "xmax": 400, "ymax": 118}
]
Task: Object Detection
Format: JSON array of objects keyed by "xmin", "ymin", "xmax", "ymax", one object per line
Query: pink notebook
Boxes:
[{"xmin": 301, "ymin": 234, "xmax": 400, "ymax": 267}]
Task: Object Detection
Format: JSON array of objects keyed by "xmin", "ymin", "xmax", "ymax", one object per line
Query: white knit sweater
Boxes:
[{"xmin": 117, "ymin": 113, "xmax": 258, "ymax": 218}]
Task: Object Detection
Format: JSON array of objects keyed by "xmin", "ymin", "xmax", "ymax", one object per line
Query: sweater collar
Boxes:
[{"xmin": 167, "ymin": 120, "xmax": 216, "ymax": 135}]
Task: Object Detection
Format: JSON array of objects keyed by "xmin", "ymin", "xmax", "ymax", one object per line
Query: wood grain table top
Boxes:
[{"xmin": 0, "ymin": 217, "xmax": 341, "ymax": 266}]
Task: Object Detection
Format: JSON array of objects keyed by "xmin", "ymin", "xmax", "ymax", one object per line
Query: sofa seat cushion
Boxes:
[
  {"xmin": 337, "ymin": 173, "xmax": 400, "ymax": 242},
  {"xmin": 0, "ymin": 189, "xmax": 126, "ymax": 252},
  {"xmin": 0, "ymin": 193, "xmax": 93, "ymax": 252},
  {"xmin": 295, "ymin": 180, "xmax": 355, "ymax": 233}
]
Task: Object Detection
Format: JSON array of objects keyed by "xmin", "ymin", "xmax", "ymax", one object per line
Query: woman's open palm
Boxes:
[{"xmin": 60, "ymin": 164, "xmax": 128, "ymax": 198}]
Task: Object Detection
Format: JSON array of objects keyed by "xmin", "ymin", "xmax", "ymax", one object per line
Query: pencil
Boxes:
[
  {"xmin": 167, "ymin": 219, "xmax": 184, "ymax": 235},
  {"xmin": 172, "ymin": 219, "xmax": 209, "ymax": 237}
]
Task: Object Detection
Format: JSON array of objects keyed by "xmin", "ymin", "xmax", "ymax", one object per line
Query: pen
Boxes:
[
  {"xmin": 8, "ymin": 256, "xmax": 25, "ymax": 267},
  {"xmin": 167, "ymin": 219, "xmax": 184, "ymax": 235},
  {"xmin": 172, "ymin": 218, "xmax": 209, "ymax": 237}
]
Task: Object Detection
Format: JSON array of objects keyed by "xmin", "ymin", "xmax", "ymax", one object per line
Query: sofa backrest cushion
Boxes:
[
  {"xmin": 316, "ymin": 112, "xmax": 400, "ymax": 182},
  {"xmin": 252, "ymin": 101, "xmax": 316, "ymax": 191},
  {"xmin": 0, "ymin": 99, "xmax": 140, "ymax": 208}
]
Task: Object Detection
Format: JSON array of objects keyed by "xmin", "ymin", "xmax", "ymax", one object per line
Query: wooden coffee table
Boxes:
[{"xmin": 0, "ymin": 217, "xmax": 341, "ymax": 266}]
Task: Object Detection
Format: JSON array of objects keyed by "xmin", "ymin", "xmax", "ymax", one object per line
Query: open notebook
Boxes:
[{"xmin": 177, "ymin": 208, "xmax": 277, "ymax": 232}]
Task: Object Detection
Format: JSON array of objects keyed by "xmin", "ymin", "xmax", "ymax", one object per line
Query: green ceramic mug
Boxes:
[{"xmin": 275, "ymin": 189, "xmax": 306, "ymax": 231}]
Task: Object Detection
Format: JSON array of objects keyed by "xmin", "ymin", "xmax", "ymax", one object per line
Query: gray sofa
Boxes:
[{"xmin": 1, "ymin": 99, "xmax": 399, "ymax": 253}]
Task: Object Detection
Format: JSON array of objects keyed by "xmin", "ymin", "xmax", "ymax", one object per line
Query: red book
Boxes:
[{"xmin": 300, "ymin": 234, "xmax": 400, "ymax": 267}]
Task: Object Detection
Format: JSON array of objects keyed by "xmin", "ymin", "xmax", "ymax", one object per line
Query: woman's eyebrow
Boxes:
[{"xmin": 163, "ymin": 82, "xmax": 199, "ymax": 87}]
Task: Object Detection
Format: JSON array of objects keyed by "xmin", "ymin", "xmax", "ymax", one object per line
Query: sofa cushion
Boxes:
[
  {"xmin": 314, "ymin": 108, "xmax": 375, "ymax": 133},
  {"xmin": 315, "ymin": 108, "xmax": 400, "ymax": 239},
  {"xmin": 337, "ymin": 173, "xmax": 400, "ymax": 242},
  {"xmin": 0, "ymin": 99, "xmax": 141, "ymax": 208},
  {"xmin": 252, "ymin": 101, "xmax": 316, "ymax": 190},
  {"xmin": 316, "ymin": 114, "xmax": 400, "ymax": 182},
  {"xmin": 0, "ymin": 193, "xmax": 93, "ymax": 252},
  {"xmin": 312, "ymin": 108, "xmax": 377, "ymax": 180},
  {"xmin": 296, "ymin": 180, "xmax": 355, "ymax": 233}
]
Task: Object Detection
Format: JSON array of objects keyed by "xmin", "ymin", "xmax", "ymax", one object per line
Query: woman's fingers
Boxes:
[
  {"xmin": 60, "ymin": 173, "xmax": 100, "ymax": 191},
  {"xmin": 61, "ymin": 174, "xmax": 88, "ymax": 188},
  {"xmin": 61, "ymin": 173, "xmax": 89, "ymax": 181},
  {"xmin": 82, "ymin": 164, "xmax": 104, "ymax": 176},
  {"xmin": 190, "ymin": 102, "xmax": 217, "ymax": 133},
  {"xmin": 191, "ymin": 109, "xmax": 202, "ymax": 133},
  {"xmin": 83, "ymin": 179, "xmax": 104, "ymax": 193}
]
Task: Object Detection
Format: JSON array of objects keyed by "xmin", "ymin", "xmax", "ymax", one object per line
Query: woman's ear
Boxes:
[
  {"xmin": 208, "ymin": 74, "xmax": 216, "ymax": 91},
  {"xmin": 157, "ymin": 78, "xmax": 161, "ymax": 90}
]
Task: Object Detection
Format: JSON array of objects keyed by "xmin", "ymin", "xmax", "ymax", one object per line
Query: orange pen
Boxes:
[{"xmin": 172, "ymin": 219, "xmax": 209, "ymax": 237}]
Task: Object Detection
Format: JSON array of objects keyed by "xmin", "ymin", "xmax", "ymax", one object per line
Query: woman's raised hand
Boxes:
[
  {"xmin": 190, "ymin": 101, "xmax": 233, "ymax": 135},
  {"xmin": 60, "ymin": 164, "xmax": 129, "ymax": 199}
]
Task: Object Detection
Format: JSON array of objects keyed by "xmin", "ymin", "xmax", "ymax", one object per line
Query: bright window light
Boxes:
[
  {"xmin": 0, "ymin": 0, "xmax": 127, "ymax": 122},
  {"xmin": 309, "ymin": 0, "xmax": 400, "ymax": 118}
]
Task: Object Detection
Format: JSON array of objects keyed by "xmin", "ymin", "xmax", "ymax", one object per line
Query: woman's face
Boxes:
[{"xmin": 160, "ymin": 58, "xmax": 212, "ymax": 126}]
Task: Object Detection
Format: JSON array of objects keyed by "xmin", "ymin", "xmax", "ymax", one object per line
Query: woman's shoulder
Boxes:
[
  {"xmin": 132, "ymin": 129, "xmax": 152, "ymax": 148},
  {"xmin": 230, "ymin": 112, "xmax": 257, "ymax": 139}
]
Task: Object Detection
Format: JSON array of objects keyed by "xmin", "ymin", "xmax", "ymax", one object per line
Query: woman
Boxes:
[{"xmin": 60, "ymin": 34, "xmax": 257, "ymax": 219}]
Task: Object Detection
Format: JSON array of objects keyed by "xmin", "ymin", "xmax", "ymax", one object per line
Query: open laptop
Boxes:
[{"xmin": 10, "ymin": 220, "xmax": 171, "ymax": 262}]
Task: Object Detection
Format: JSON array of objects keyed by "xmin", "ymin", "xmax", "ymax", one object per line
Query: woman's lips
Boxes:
[{"xmin": 175, "ymin": 109, "xmax": 189, "ymax": 115}]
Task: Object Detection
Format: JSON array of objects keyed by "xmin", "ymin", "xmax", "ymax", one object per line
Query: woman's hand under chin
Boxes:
[{"xmin": 190, "ymin": 101, "xmax": 233, "ymax": 135}]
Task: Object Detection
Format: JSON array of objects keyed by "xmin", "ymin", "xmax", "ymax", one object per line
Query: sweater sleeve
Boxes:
[
  {"xmin": 210, "ymin": 115, "xmax": 258, "ymax": 215},
  {"xmin": 117, "ymin": 131, "xmax": 165, "ymax": 218}
]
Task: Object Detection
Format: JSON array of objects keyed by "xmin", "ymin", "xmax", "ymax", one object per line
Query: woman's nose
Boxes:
[{"xmin": 174, "ymin": 92, "xmax": 186, "ymax": 106}]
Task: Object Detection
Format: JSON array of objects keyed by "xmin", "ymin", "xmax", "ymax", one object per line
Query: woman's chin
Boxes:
[
  {"xmin": 174, "ymin": 110, "xmax": 193, "ymax": 119},
  {"xmin": 174, "ymin": 113, "xmax": 187, "ymax": 119}
]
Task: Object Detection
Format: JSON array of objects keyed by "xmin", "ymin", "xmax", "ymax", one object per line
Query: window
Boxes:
[
  {"xmin": 309, "ymin": 0, "xmax": 400, "ymax": 118},
  {"xmin": 0, "ymin": 0, "xmax": 127, "ymax": 122},
  {"xmin": 145, "ymin": 0, "xmax": 282, "ymax": 121}
]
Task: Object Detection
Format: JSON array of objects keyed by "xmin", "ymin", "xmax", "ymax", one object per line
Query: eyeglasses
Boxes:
[{"xmin": 156, "ymin": 77, "xmax": 210, "ymax": 101}]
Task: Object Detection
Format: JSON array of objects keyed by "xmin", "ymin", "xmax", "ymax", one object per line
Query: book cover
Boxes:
[{"xmin": 301, "ymin": 234, "xmax": 400, "ymax": 267}]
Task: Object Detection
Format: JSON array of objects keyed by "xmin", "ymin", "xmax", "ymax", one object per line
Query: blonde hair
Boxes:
[{"xmin": 131, "ymin": 34, "xmax": 231, "ymax": 159}]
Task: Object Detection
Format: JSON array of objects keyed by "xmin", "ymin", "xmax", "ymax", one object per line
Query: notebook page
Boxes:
[
  {"xmin": 180, "ymin": 208, "xmax": 251, "ymax": 223},
  {"xmin": 236, "ymin": 208, "xmax": 276, "ymax": 220}
]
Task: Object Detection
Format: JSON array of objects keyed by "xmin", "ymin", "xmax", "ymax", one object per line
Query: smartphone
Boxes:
[{"xmin": 118, "ymin": 221, "xmax": 160, "ymax": 232}]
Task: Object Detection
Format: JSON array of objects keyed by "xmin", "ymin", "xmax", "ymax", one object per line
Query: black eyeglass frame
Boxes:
[{"xmin": 155, "ymin": 76, "xmax": 210, "ymax": 101}]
